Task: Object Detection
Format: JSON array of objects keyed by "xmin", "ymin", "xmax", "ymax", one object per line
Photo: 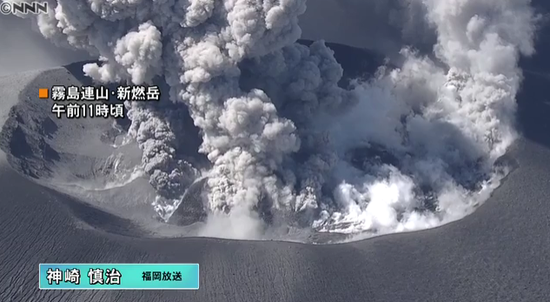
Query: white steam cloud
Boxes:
[{"xmin": 9, "ymin": 0, "xmax": 537, "ymax": 241}]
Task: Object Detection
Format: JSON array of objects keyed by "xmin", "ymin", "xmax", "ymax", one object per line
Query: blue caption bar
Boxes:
[{"xmin": 39, "ymin": 263, "xmax": 199, "ymax": 290}]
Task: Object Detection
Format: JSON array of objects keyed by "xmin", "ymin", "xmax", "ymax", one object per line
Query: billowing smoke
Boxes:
[{"xmin": 10, "ymin": 0, "xmax": 537, "ymax": 241}]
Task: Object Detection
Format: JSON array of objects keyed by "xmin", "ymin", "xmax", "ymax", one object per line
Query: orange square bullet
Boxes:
[{"xmin": 38, "ymin": 88, "xmax": 49, "ymax": 99}]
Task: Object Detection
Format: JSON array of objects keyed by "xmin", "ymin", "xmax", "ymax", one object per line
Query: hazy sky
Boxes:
[{"xmin": 0, "ymin": 15, "xmax": 90, "ymax": 76}]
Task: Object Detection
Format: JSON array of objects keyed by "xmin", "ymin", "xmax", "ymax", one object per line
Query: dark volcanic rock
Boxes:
[
  {"xmin": 168, "ymin": 177, "xmax": 208, "ymax": 226},
  {"xmin": 0, "ymin": 106, "xmax": 60, "ymax": 178}
]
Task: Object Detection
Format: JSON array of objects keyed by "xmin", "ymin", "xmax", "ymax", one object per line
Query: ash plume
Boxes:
[{"xmin": 11, "ymin": 0, "xmax": 538, "ymax": 240}]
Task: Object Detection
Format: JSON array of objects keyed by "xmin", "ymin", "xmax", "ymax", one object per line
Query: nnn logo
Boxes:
[{"xmin": 0, "ymin": 1, "xmax": 48, "ymax": 15}]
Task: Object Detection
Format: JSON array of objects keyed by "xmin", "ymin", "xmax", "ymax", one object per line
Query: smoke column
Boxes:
[{"xmin": 7, "ymin": 0, "xmax": 537, "ymax": 240}]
